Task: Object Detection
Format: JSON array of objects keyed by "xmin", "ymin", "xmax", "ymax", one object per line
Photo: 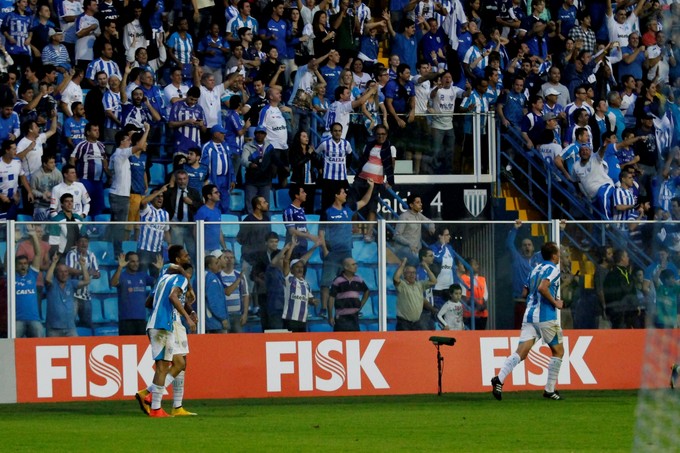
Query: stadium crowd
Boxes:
[{"xmin": 0, "ymin": 0, "xmax": 679, "ymax": 337}]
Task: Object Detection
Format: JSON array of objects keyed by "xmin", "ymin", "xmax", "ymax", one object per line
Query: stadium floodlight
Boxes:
[{"xmin": 429, "ymin": 337, "xmax": 456, "ymax": 396}]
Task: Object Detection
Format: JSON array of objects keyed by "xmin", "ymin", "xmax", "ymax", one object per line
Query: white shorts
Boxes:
[
  {"xmin": 519, "ymin": 320, "xmax": 563, "ymax": 347},
  {"xmin": 148, "ymin": 328, "xmax": 175, "ymax": 362},
  {"xmin": 173, "ymin": 321, "xmax": 189, "ymax": 356}
]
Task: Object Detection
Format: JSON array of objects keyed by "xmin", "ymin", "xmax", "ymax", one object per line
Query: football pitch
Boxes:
[{"xmin": 0, "ymin": 390, "xmax": 643, "ymax": 452}]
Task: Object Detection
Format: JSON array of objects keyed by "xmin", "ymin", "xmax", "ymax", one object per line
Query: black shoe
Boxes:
[
  {"xmin": 671, "ymin": 364, "xmax": 678, "ymax": 390},
  {"xmin": 491, "ymin": 376, "xmax": 503, "ymax": 401},
  {"xmin": 543, "ymin": 390, "xmax": 562, "ymax": 400}
]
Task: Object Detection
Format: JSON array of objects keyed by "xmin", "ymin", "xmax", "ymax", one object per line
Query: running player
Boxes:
[{"xmin": 491, "ymin": 241, "xmax": 565, "ymax": 401}]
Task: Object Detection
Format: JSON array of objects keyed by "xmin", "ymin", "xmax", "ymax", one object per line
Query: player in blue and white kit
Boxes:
[
  {"xmin": 136, "ymin": 245, "xmax": 196, "ymax": 418},
  {"xmin": 491, "ymin": 242, "xmax": 565, "ymax": 401}
]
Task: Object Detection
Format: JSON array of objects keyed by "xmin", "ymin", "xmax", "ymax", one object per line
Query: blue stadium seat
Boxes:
[
  {"xmin": 243, "ymin": 321, "xmax": 263, "ymax": 333},
  {"xmin": 89, "ymin": 241, "xmax": 116, "ymax": 266},
  {"xmin": 354, "ymin": 241, "xmax": 378, "ymax": 264},
  {"xmin": 276, "ymin": 188, "xmax": 291, "ymax": 210},
  {"xmin": 221, "ymin": 214, "xmax": 240, "ymax": 239},
  {"xmin": 89, "ymin": 270, "xmax": 113, "ymax": 295},
  {"xmin": 77, "ymin": 327, "xmax": 93, "ymax": 336},
  {"xmin": 305, "ymin": 266, "xmax": 320, "ymax": 292},
  {"xmin": 102, "ymin": 297, "xmax": 119, "ymax": 322},
  {"xmin": 270, "ymin": 214, "xmax": 287, "ymax": 238},
  {"xmin": 17, "ymin": 214, "xmax": 33, "ymax": 222},
  {"xmin": 230, "ymin": 188, "xmax": 245, "ymax": 214},
  {"xmin": 387, "ymin": 294, "xmax": 397, "ymax": 319},
  {"xmin": 122, "ymin": 241, "xmax": 137, "ymax": 254},
  {"xmin": 269, "ymin": 191, "xmax": 279, "ymax": 212},
  {"xmin": 360, "ymin": 297, "xmax": 376, "ymax": 319},
  {"xmin": 308, "ymin": 321, "xmax": 333, "ymax": 332},
  {"xmin": 356, "ymin": 266, "xmax": 377, "ymax": 291},
  {"xmin": 149, "ymin": 163, "xmax": 166, "ymax": 186},
  {"xmin": 306, "ymin": 214, "xmax": 320, "ymax": 236},
  {"xmin": 307, "ymin": 247, "xmax": 322, "ymax": 265},
  {"xmin": 103, "ymin": 189, "xmax": 111, "ymax": 210},
  {"xmin": 91, "ymin": 298, "xmax": 107, "ymax": 324},
  {"xmin": 94, "ymin": 326, "xmax": 119, "ymax": 336},
  {"xmin": 231, "ymin": 241, "xmax": 242, "ymax": 262}
]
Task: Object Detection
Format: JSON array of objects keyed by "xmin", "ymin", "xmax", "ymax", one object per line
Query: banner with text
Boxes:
[{"xmin": 14, "ymin": 329, "xmax": 675, "ymax": 403}]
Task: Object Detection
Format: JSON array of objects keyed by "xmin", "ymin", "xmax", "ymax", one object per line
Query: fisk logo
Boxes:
[
  {"xmin": 480, "ymin": 336, "xmax": 596, "ymax": 386},
  {"xmin": 36, "ymin": 344, "xmax": 154, "ymax": 398},
  {"xmin": 266, "ymin": 339, "xmax": 389, "ymax": 392}
]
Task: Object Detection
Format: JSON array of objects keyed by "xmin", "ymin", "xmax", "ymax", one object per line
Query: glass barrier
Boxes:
[{"xmin": 6, "ymin": 219, "xmax": 679, "ymax": 338}]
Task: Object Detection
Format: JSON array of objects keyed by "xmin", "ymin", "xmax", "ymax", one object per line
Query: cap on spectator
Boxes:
[
  {"xmin": 643, "ymin": 112, "xmax": 656, "ymax": 120},
  {"xmin": 211, "ymin": 125, "xmax": 227, "ymax": 135},
  {"xmin": 290, "ymin": 259, "xmax": 302, "ymax": 268},
  {"xmin": 545, "ymin": 88, "xmax": 559, "ymax": 97},
  {"xmin": 48, "ymin": 28, "xmax": 64, "ymax": 38},
  {"xmin": 543, "ymin": 112, "xmax": 557, "ymax": 121},
  {"xmin": 646, "ymin": 45, "xmax": 662, "ymax": 59},
  {"xmin": 255, "ymin": 126, "xmax": 267, "ymax": 134},
  {"xmin": 210, "ymin": 250, "xmax": 224, "ymax": 258}
]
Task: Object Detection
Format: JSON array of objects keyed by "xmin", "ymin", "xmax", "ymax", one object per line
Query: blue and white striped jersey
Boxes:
[
  {"xmin": 103, "ymin": 89, "xmax": 121, "ymax": 129},
  {"xmin": 220, "ymin": 270, "xmax": 249, "ymax": 314},
  {"xmin": 170, "ymin": 100, "xmax": 204, "ymax": 150},
  {"xmin": 523, "ymin": 261, "xmax": 560, "ymax": 323},
  {"xmin": 71, "ymin": 140, "xmax": 106, "ymax": 181},
  {"xmin": 85, "ymin": 58, "xmax": 122, "ymax": 80},
  {"xmin": 315, "ymin": 138, "xmax": 352, "ymax": 181},
  {"xmin": 282, "ymin": 273, "xmax": 312, "ymax": 322},
  {"xmin": 138, "ymin": 204, "xmax": 170, "ymax": 253},
  {"xmin": 166, "ymin": 32, "xmax": 193, "ymax": 65},
  {"xmin": 612, "ymin": 186, "xmax": 636, "ymax": 225},
  {"xmin": 147, "ymin": 273, "xmax": 189, "ymax": 331},
  {"xmin": 201, "ymin": 140, "xmax": 234, "ymax": 183},
  {"xmin": 64, "ymin": 249, "xmax": 99, "ymax": 301}
]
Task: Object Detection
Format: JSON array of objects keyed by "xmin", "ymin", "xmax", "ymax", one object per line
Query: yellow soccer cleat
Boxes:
[
  {"xmin": 135, "ymin": 389, "xmax": 151, "ymax": 415},
  {"xmin": 171, "ymin": 406, "xmax": 197, "ymax": 416}
]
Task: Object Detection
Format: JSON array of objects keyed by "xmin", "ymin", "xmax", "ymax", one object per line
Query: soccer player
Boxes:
[
  {"xmin": 491, "ymin": 241, "xmax": 565, "ymax": 401},
  {"xmin": 136, "ymin": 245, "xmax": 197, "ymax": 418}
]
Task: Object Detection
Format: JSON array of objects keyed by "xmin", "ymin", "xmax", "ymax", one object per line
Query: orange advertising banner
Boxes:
[{"xmin": 13, "ymin": 329, "xmax": 678, "ymax": 403}]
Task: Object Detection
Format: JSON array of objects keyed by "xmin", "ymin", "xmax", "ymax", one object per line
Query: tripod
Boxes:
[{"xmin": 435, "ymin": 343, "xmax": 444, "ymax": 396}]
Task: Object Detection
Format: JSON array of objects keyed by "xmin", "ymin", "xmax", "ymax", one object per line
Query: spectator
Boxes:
[
  {"xmin": 571, "ymin": 144, "xmax": 616, "ymax": 219},
  {"xmin": 261, "ymin": 0, "xmax": 287, "ymax": 59},
  {"xmin": 64, "ymin": 235, "xmax": 101, "ymax": 330},
  {"xmin": 0, "ymin": 102, "xmax": 21, "ymax": 142},
  {"xmin": 568, "ymin": 11, "xmax": 596, "ymax": 54},
  {"xmin": 63, "ymin": 101, "xmax": 88, "ymax": 160},
  {"xmin": 180, "ymin": 147, "xmax": 209, "ymax": 193},
  {"xmin": 42, "ymin": 29, "xmax": 72, "ymax": 74},
  {"xmin": 121, "ymin": 87, "xmax": 162, "ymax": 129},
  {"xmin": 109, "ymin": 250, "xmax": 157, "ymax": 335},
  {"xmin": 0, "ymin": 139, "xmax": 33, "ymax": 220},
  {"xmin": 165, "ymin": 16, "xmax": 195, "ymax": 81},
  {"xmin": 226, "ymin": 2, "xmax": 259, "ymax": 44},
  {"xmin": 163, "ymin": 67, "xmax": 190, "ymax": 117},
  {"xmin": 204, "ymin": 254, "xmax": 229, "ymax": 333},
  {"xmin": 4, "ymin": 0, "xmax": 33, "ymax": 71},
  {"xmin": 17, "ymin": 113, "xmax": 59, "ymax": 182},
  {"xmin": 352, "ymin": 124, "xmax": 395, "ymax": 242},
  {"xmin": 45, "ymin": 251, "xmax": 90, "ymax": 337},
  {"xmin": 497, "ymin": 76, "xmax": 526, "ymax": 130},
  {"xmin": 242, "ymin": 126, "xmax": 276, "ymax": 214},
  {"xmin": 194, "ymin": 183, "xmax": 227, "ymax": 254},
  {"xmin": 280, "ymin": 237, "xmax": 320, "ymax": 332},
  {"xmin": 74, "ymin": 0, "xmax": 101, "ymax": 68},
  {"xmin": 520, "ymin": 94, "xmax": 545, "ymax": 149},
  {"xmin": 15, "ymin": 229, "xmax": 44, "ymax": 338},
  {"xmin": 323, "ymin": 84, "xmax": 375, "ymax": 139},
  {"xmin": 109, "ymin": 126, "xmax": 150, "ymax": 255},
  {"xmin": 49, "ymin": 164, "xmax": 90, "ymax": 218},
  {"xmin": 606, "ymin": 0, "xmax": 647, "ymax": 49},
  {"xmin": 437, "ymin": 283, "xmax": 465, "ymax": 331},
  {"xmin": 328, "ymin": 257, "xmax": 370, "ymax": 331},
  {"xmin": 169, "ymin": 86, "xmax": 206, "ymax": 153},
  {"xmin": 430, "ymin": 72, "xmax": 467, "ymax": 172},
  {"xmin": 201, "ymin": 125, "xmax": 234, "ymax": 213},
  {"xmin": 393, "ymin": 193, "xmax": 435, "ymax": 265},
  {"xmin": 197, "ymin": 23, "xmax": 229, "ymax": 85},
  {"xmin": 459, "ymin": 256, "xmax": 489, "ymax": 330},
  {"xmin": 316, "ymin": 122, "xmax": 353, "ymax": 211},
  {"xmin": 83, "ymin": 71, "xmax": 109, "ymax": 128},
  {"xmin": 653, "ymin": 268, "xmax": 679, "ymax": 329},
  {"xmin": 393, "ymin": 256, "xmax": 437, "ymax": 331},
  {"xmin": 284, "ymin": 185, "xmax": 320, "ymax": 259},
  {"xmin": 603, "ymin": 248, "xmax": 636, "ymax": 329},
  {"xmin": 93, "ymin": 19, "xmax": 126, "ymax": 72},
  {"xmin": 386, "ymin": 17, "xmax": 418, "ymax": 73},
  {"xmin": 136, "ymin": 184, "xmax": 170, "ymax": 275},
  {"xmin": 30, "ymin": 154, "xmax": 63, "ymax": 221},
  {"xmin": 540, "ymin": 67, "xmax": 570, "ymax": 111},
  {"xmin": 59, "ymin": 68, "xmax": 84, "ymax": 117},
  {"xmin": 383, "ymin": 63, "xmax": 415, "ymax": 139},
  {"xmin": 164, "ymin": 169, "xmax": 202, "ymax": 259},
  {"xmin": 218, "ymin": 249, "xmax": 250, "ymax": 333},
  {"xmin": 69, "ymin": 123, "xmax": 109, "ymax": 217},
  {"xmin": 192, "ymin": 57, "xmax": 237, "ymax": 129},
  {"xmin": 319, "ymin": 180, "xmax": 374, "ymax": 317}
]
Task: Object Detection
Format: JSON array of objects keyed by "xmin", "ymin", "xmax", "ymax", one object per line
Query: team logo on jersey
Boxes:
[{"xmin": 464, "ymin": 189, "xmax": 487, "ymax": 218}]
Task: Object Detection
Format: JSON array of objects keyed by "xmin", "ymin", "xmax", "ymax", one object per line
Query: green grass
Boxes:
[{"xmin": 0, "ymin": 391, "xmax": 638, "ymax": 452}]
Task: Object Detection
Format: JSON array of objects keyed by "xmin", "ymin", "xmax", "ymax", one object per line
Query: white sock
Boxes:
[
  {"xmin": 172, "ymin": 371, "xmax": 185, "ymax": 409},
  {"xmin": 498, "ymin": 353, "xmax": 521, "ymax": 384},
  {"xmin": 164, "ymin": 373, "xmax": 174, "ymax": 388},
  {"xmin": 150, "ymin": 383, "xmax": 164, "ymax": 410},
  {"xmin": 545, "ymin": 357, "xmax": 562, "ymax": 393}
]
